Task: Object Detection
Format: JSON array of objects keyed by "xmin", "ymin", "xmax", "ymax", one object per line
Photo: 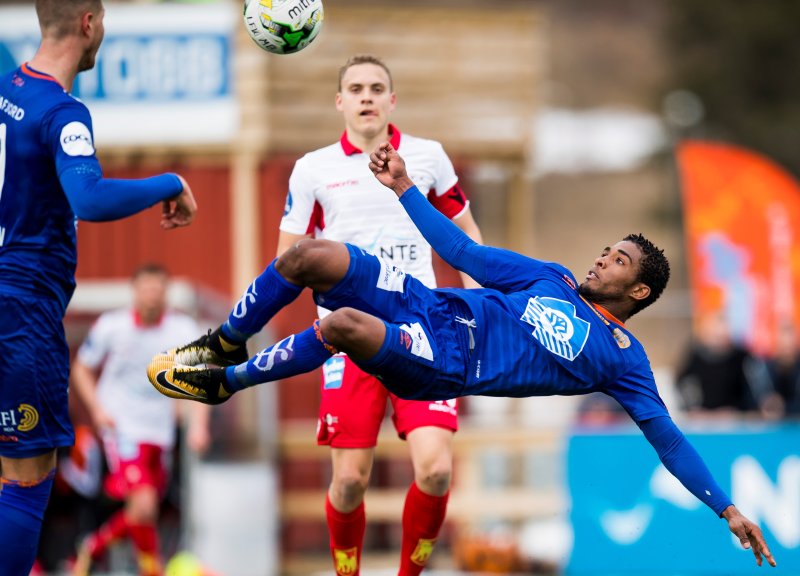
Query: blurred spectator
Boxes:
[
  {"xmin": 675, "ymin": 312, "xmax": 760, "ymax": 418},
  {"xmin": 763, "ymin": 323, "xmax": 800, "ymax": 417},
  {"xmin": 746, "ymin": 322, "xmax": 800, "ymax": 421}
]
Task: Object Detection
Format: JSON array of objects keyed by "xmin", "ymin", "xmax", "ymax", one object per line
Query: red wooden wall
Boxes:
[{"xmin": 76, "ymin": 164, "xmax": 233, "ymax": 297}]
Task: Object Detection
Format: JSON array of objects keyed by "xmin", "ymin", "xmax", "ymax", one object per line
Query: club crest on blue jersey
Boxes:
[{"xmin": 520, "ymin": 297, "xmax": 590, "ymax": 361}]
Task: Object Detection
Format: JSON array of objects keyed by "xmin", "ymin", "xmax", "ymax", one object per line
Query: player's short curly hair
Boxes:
[
  {"xmin": 35, "ymin": 0, "xmax": 103, "ymax": 39},
  {"xmin": 338, "ymin": 54, "xmax": 393, "ymax": 92},
  {"xmin": 624, "ymin": 233, "xmax": 670, "ymax": 316}
]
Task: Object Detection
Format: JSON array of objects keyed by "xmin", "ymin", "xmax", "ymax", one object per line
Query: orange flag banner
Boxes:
[{"xmin": 677, "ymin": 140, "xmax": 800, "ymax": 355}]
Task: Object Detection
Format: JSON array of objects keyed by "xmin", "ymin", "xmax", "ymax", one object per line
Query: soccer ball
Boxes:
[{"xmin": 243, "ymin": 0, "xmax": 324, "ymax": 55}]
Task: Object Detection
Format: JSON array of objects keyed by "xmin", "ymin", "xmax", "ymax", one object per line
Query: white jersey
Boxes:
[
  {"xmin": 280, "ymin": 126, "xmax": 469, "ymax": 294},
  {"xmin": 77, "ymin": 309, "xmax": 199, "ymax": 448}
]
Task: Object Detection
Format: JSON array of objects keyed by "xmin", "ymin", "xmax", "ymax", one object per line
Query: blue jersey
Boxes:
[
  {"xmin": 0, "ymin": 64, "xmax": 95, "ymax": 310},
  {"xmin": 0, "ymin": 63, "xmax": 181, "ymax": 458},
  {"xmin": 392, "ymin": 188, "xmax": 732, "ymax": 515},
  {"xmin": 448, "ymin": 260, "xmax": 667, "ymax": 425},
  {"xmin": 0, "ymin": 64, "xmax": 182, "ymax": 310},
  {"xmin": 395, "ymin": 188, "xmax": 667, "ymax": 424}
]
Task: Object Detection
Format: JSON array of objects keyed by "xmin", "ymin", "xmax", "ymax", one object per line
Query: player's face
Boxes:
[
  {"xmin": 336, "ymin": 63, "xmax": 396, "ymax": 140},
  {"xmin": 78, "ymin": 6, "xmax": 105, "ymax": 73},
  {"xmin": 132, "ymin": 272, "xmax": 168, "ymax": 322},
  {"xmin": 578, "ymin": 240, "xmax": 644, "ymax": 304}
]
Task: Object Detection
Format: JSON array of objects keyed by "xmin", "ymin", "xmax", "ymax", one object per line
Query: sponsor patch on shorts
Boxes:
[
  {"xmin": 399, "ymin": 322, "xmax": 433, "ymax": 361},
  {"xmin": 323, "ymin": 355, "xmax": 345, "ymax": 389},
  {"xmin": 375, "ymin": 258, "xmax": 405, "ymax": 293}
]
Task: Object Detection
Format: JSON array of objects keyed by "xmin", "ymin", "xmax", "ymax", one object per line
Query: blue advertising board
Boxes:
[
  {"xmin": 0, "ymin": 4, "xmax": 238, "ymax": 145},
  {"xmin": 567, "ymin": 423, "xmax": 800, "ymax": 574}
]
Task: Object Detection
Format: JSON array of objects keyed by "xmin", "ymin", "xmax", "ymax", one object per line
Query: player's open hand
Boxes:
[
  {"xmin": 368, "ymin": 142, "xmax": 415, "ymax": 197},
  {"xmin": 161, "ymin": 175, "xmax": 198, "ymax": 230},
  {"xmin": 722, "ymin": 505, "xmax": 776, "ymax": 567}
]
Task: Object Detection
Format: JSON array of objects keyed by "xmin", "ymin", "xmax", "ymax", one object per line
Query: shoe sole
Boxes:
[{"xmin": 146, "ymin": 355, "xmax": 209, "ymax": 402}]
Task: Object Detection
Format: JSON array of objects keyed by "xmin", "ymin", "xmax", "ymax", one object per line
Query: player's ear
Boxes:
[
  {"xmin": 389, "ymin": 92, "xmax": 397, "ymax": 112},
  {"xmin": 335, "ymin": 92, "xmax": 343, "ymax": 111},
  {"xmin": 629, "ymin": 282, "xmax": 651, "ymax": 303},
  {"xmin": 80, "ymin": 11, "xmax": 95, "ymax": 37}
]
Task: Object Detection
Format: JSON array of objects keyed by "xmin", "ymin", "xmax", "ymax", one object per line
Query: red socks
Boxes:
[
  {"xmin": 399, "ymin": 482, "xmax": 450, "ymax": 576},
  {"xmin": 326, "ymin": 494, "xmax": 366, "ymax": 576},
  {"xmin": 86, "ymin": 510, "xmax": 129, "ymax": 558},
  {"xmin": 325, "ymin": 484, "xmax": 449, "ymax": 576},
  {"xmin": 128, "ymin": 523, "xmax": 162, "ymax": 576},
  {"xmin": 86, "ymin": 512, "xmax": 161, "ymax": 576}
]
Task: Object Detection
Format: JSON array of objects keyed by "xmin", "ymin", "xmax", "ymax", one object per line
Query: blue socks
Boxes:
[
  {"xmin": 221, "ymin": 260, "xmax": 304, "ymax": 344},
  {"xmin": 225, "ymin": 324, "xmax": 334, "ymax": 391},
  {"xmin": 0, "ymin": 470, "xmax": 55, "ymax": 576}
]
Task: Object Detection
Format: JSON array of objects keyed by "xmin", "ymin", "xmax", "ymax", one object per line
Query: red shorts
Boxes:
[
  {"xmin": 317, "ymin": 354, "xmax": 458, "ymax": 448},
  {"xmin": 102, "ymin": 437, "xmax": 169, "ymax": 500}
]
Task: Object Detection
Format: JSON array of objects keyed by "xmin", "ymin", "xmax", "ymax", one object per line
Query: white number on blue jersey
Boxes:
[{"xmin": 0, "ymin": 123, "xmax": 6, "ymax": 246}]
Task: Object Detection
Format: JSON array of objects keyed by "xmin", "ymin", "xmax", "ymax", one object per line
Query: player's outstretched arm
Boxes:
[
  {"xmin": 721, "ymin": 505, "xmax": 777, "ymax": 567},
  {"xmin": 161, "ymin": 175, "xmax": 198, "ymax": 230},
  {"xmin": 638, "ymin": 416, "xmax": 777, "ymax": 567},
  {"xmin": 61, "ymin": 165, "xmax": 197, "ymax": 226},
  {"xmin": 369, "ymin": 141, "xmax": 547, "ymax": 291}
]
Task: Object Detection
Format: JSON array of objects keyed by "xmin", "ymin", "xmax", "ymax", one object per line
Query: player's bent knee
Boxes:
[
  {"xmin": 322, "ymin": 309, "xmax": 377, "ymax": 351},
  {"xmin": 275, "ymin": 238, "xmax": 318, "ymax": 278},
  {"xmin": 127, "ymin": 487, "xmax": 160, "ymax": 524},
  {"xmin": 277, "ymin": 239, "xmax": 345, "ymax": 285}
]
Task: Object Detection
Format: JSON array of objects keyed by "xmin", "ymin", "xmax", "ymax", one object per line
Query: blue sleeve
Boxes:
[
  {"xmin": 399, "ymin": 186, "xmax": 548, "ymax": 291},
  {"xmin": 639, "ymin": 416, "xmax": 733, "ymax": 516},
  {"xmin": 45, "ymin": 100, "xmax": 183, "ymax": 221},
  {"xmin": 60, "ymin": 164, "xmax": 183, "ymax": 222},
  {"xmin": 605, "ymin": 360, "xmax": 670, "ymax": 424}
]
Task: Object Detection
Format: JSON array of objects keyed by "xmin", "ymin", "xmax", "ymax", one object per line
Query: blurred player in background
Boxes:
[
  {"xmin": 150, "ymin": 142, "xmax": 776, "ymax": 569},
  {"xmin": 274, "ymin": 54, "xmax": 484, "ymax": 576},
  {"xmin": 675, "ymin": 312, "xmax": 760, "ymax": 418},
  {"xmin": 0, "ymin": 0, "xmax": 197, "ymax": 573},
  {"xmin": 70, "ymin": 264, "xmax": 209, "ymax": 576}
]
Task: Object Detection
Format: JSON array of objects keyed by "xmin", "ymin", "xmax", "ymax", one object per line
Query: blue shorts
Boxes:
[
  {"xmin": 315, "ymin": 244, "xmax": 471, "ymax": 400},
  {"xmin": 0, "ymin": 292, "xmax": 74, "ymax": 458}
]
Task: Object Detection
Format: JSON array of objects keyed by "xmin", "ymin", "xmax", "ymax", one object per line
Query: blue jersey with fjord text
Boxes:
[{"xmin": 0, "ymin": 64, "xmax": 98, "ymax": 310}]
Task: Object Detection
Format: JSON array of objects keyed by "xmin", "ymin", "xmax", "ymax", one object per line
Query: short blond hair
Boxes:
[{"xmin": 338, "ymin": 54, "xmax": 393, "ymax": 92}]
